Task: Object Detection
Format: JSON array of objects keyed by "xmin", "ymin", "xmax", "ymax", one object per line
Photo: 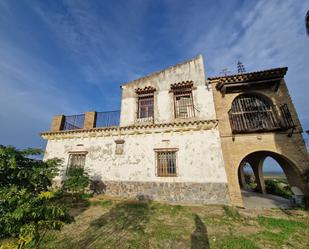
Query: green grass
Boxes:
[
  {"xmin": 2, "ymin": 198, "xmax": 308, "ymax": 249},
  {"xmin": 253, "ymin": 216, "xmax": 309, "ymax": 247},
  {"xmin": 218, "ymin": 237, "xmax": 260, "ymax": 249}
]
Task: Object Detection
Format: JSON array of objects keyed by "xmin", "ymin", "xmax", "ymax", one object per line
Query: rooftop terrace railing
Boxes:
[
  {"xmin": 95, "ymin": 111, "xmax": 120, "ymax": 128},
  {"xmin": 62, "ymin": 114, "xmax": 85, "ymax": 131}
]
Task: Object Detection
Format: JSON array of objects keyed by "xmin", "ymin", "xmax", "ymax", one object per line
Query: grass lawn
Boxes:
[{"xmin": 12, "ymin": 197, "xmax": 309, "ymax": 249}]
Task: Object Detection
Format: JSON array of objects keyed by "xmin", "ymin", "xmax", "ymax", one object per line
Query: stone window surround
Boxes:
[{"xmin": 115, "ymin": 139, "xmax": 125, "ymax": 155}]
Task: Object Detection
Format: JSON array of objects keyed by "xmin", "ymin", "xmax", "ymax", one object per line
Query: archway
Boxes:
[{"xmin": 237, "ymin": 151, "xmax": 305, "ymax": 208}]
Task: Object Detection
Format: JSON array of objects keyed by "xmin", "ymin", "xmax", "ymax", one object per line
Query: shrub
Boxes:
[
  {"xmin": 265, "ymin": 179, "xmax": 292, "ymax": 199},
  {"xmin": 62, "ymin": 167, "xmax": 90, "ymax": 196},
  {"xmin": 0, "ymin": 145, "xmax": 73, "ymax": 248}
]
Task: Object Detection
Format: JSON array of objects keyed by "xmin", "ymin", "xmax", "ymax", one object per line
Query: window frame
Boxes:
[
  {"xmin": 154, "ymin": 149, "xmax": 178, "ymax": 177},
  {"xmin": 66, "ymin": 151, "xmax": 87, "ymax": 174},
  {"xmin": 137, "ymin": 94, "xmax": 154, "ymax": 121},
  {"xmin": 173, "ymin": 90, "xmax": 195, "ymax": 119}
]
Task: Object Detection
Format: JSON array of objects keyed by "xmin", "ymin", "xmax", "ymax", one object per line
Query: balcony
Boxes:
[
  {"xmin": 58, "ymin": 110, "xmax": 120, "ymax": 131},
  {"xmin": 228, "ymin": 103, "xmax": 295, "ymax": 134}
]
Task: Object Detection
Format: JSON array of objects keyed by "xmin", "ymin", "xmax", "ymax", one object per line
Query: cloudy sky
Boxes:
[{"xmin": 0, "ymin": 0, "xmax": 309, "ymax": 155}]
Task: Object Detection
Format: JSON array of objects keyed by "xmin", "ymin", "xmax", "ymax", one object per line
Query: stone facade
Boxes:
[{"xmin": 102, "ymin": 181, "xmax": 229, "ymax": 204}]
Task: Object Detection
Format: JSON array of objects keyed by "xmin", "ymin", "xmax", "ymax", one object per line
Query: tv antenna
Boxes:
[{"xmin": 237, "ymin": 61, "xmax": 246, "ymax": 73}]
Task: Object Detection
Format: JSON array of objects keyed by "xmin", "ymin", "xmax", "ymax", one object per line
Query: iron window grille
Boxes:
[
  {"xmin": 156, "ymin": 150, "xmax": 177, "ymax": 177},
  {"xmin": 137, "ymin": 95, "xmax": 154, "ymax": 121},
  {"xmin": 174, "ymin": 91, "xmax": 195, "ymax": 119},
  {"xmin": 66, "ymin": 153, "xmax": 86, "ymax": 174}
]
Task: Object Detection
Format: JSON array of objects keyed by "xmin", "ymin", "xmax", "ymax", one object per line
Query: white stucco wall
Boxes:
[
  {"xmin": 44, "ymin": 127, "xmax": 227, "ymax": 184},
  {"xmin": 120, "ymin": 55, "xmax": 217, "ymax": 126}
]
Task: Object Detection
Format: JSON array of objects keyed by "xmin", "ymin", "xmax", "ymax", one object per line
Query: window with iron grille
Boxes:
[
  {"xmin": 66, "ymin": 153, "xmax": 86, "ymax": 174},
  {"xmin": 138, "ymin": 95, "xmax": 154, "ymax": 120},
  {"xmin": 156, "ymin": 151, "xmax": 177, "ymax": 177},
  {"xmin": 174, "ymin": 91, "xmax": 195, "ymax": 118}
]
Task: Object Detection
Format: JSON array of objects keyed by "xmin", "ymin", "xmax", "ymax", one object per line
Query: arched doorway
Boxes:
[{"xmin": 237, "ymin": 151, "xmax": 305, "ymax": 208}]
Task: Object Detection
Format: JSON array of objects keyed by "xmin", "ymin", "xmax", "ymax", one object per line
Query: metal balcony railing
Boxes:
[
  {"xmin": 228, "ymin": 104, "xmax": 295, "ymax": 134},
  {"xmin": 95, "ymin": 111, "xmax": 120, "ymax": 128},
  {"xmin": 62, "ymin": 114, "xmax": 85, "ymax": 130}
]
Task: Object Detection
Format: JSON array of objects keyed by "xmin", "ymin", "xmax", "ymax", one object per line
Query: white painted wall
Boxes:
[
  {"xmin": 120, "ymin": 55, "xmax": 216, "ymax": 126},
  {"xmin": 44, "ymin": 128, "xmax": 227, "ymax": 184}
]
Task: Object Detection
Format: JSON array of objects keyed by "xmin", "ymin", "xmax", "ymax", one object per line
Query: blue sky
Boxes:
[{"xmin": 0, "ymin": 0, "xmax": 308, "ymax": 171}]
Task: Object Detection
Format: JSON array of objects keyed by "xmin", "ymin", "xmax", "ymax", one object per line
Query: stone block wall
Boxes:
[{"xmin": 103, "ymin": 181, "xmax": 230, "ymax": 205}]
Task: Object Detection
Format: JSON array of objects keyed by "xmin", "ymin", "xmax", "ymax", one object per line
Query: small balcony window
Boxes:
[
  {"xmin": 138, "ymin": 95, "xmax": 154, "ymax": 121},
  {"xmin": 174, "ymin": 91, "xmax": 195, "ymax": 119}
]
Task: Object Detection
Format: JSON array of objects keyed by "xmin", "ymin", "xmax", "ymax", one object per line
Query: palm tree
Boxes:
[{"xmin": 306, "ymin": 10, "xmax": 309, "ymax": 36}]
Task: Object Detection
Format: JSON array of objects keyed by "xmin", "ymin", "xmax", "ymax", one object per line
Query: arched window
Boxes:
[{"xmin": 229, "ymin": 94, "xmax": 279, "ymax": 133}]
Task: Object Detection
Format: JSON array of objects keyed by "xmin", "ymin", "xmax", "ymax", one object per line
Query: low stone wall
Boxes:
[{"xmin": 102, "ymin": 181, "xmax": 230, "ymax": 205}]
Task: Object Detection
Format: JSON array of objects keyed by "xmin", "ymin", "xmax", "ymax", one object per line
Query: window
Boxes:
[
  {"xmin": 66, "ymin": 153, "xmax": 86, "ymax": 173},
  {"xmin": 115, "ymin": 139, "xmax": 125, "ymax": 155},
  {"xmin": 138, "ymin": 95, "xmax": 154, "ymax": 120},
  {"xmin": 156, "ymin": 151, "xmax": 177, "ymax": 177},
  {"xmin": 174, "ymin": 91, "xmax": 195, "ymax": 118}
]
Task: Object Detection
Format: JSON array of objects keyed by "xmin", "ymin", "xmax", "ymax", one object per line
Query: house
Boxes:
[
  {"xmin": 41, "ymin": 55, "xmax": 308, "ymax": 207},
  {"xmin": 41, "ymin": 55, "xmax": 230, "ymax": 204}
]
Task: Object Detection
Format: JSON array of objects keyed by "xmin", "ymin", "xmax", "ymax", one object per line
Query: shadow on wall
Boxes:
[{"xmin": 191, "ymin": 214, "xmax": 210, "ymax": 249}]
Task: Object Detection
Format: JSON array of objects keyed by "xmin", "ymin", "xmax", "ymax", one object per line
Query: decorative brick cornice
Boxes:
[
  {"xmin": 170, "ymin": 81, "xmax": 193, "ymax": 90},
  {"xmin": 41, "ymin": 119, "xmax": 218, "ymax": 140},
  {"xmin": 135, "ymin": 86, "xmax": 156, "ymax": 94}
]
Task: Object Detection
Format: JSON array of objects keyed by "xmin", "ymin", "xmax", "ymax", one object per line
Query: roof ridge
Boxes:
[{"xmin": 208, "ymin": 67, "xmax": 287, "ymax": 80}]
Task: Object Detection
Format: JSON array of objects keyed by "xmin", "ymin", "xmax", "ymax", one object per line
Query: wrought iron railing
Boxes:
[
  {"xmin": 229, "ymin": 104, "xmax": 295, "ymax": 134},
  {"xmin": 279, "ymin": 104, "xmax": 295, "ymax": 129},
  {"xmin": 62, "ymin": 114, "xmax": 85, "ymax": 130},
  {"xmin": 95, "ymin": 111, "xmax": 120, "ymax": 128}
]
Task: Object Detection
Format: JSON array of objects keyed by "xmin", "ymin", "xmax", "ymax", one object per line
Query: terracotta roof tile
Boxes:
[
  {"xmin": 208, "ymin": 67, "xmax": 287, "ymax": 83},
  {"xmin": 170, "ymin": 81, "xmax": 193, "ymax": 89},
  {"xmin": 135, "ymin": 86, "xmax": 156, "ymax": 94}
]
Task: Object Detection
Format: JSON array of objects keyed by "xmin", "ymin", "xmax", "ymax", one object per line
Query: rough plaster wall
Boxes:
[
  {"xmin": 44, "ymin": 129, "xmax": 227, "ymax": 184},
  {"xmin": 119, "ymin": 55, "xmax": 216, "ymax": 126}
]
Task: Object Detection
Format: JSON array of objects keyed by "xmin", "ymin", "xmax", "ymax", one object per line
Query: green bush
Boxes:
[
  {"xmin": 265, "ymin": 179, "xmax": 292, "ymax": 199},
  {"xmin": 62, "ymin": 167, "xmax": 90, "ymax": 196},
  {"xmin": 0, "ymin": 145, "xmax": 73, "ymax": 248}
]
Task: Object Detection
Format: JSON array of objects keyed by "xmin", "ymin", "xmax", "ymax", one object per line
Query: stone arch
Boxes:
[{"xmin": 237, "ymin": 150, "xmax": 305, "ymax": 197}]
